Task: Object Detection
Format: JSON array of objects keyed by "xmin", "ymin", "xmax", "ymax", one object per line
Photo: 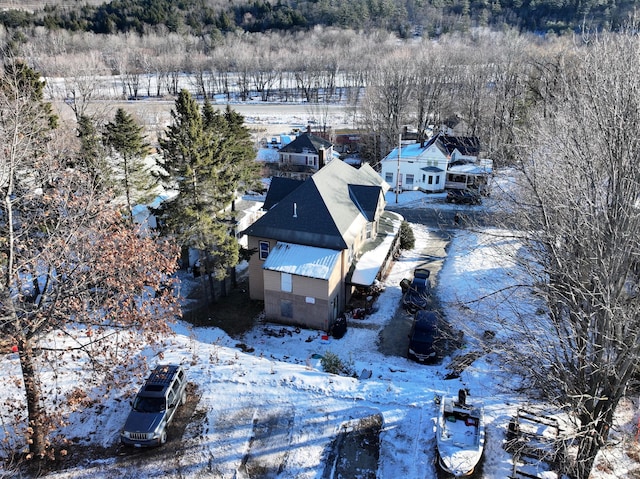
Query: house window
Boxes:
[
  {"xmin": 406, "ymin": 174, "xmax": 414, "ymax": 187},
  {"xmin": 436, "ymin": 176, "xmax": 440, "ymax": 184},
  {"xmin": 428, "ymin": 176, "xmax": 433, "ymax": 185},
  {"xmin": 385, "ymin": 172, "xmax": 393, "ymax": 183},
  {"xmin": 281, "ymin": 272, "xmax": 292, "ymax": 292},
  {"xmin": 281, "ymin": 300, "xmax": 293, "ymax": 318},
  {"xmin": 366, "ymin": 222, "xmax": 373, "ymax": 240},
  {"xmin": 422, "ymin": 174, "xmax": 426, "ymax": 182},
  {"xmin": 259, "ymin": 241, "xmax": 270, "ymax": 260}
]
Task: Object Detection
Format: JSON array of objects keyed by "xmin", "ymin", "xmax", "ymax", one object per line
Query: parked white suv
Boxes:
[{"xmin": 120, "ymin": 364, "xmax": 187, "ymax": 447}]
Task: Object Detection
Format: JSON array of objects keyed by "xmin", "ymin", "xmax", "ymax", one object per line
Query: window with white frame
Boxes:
[
  {"xmin": 406, "ymin": 174, "xmax": 414, "ymax": 187},
  {"xmin": 385, "ymin": 172, "xmax": 393, "ymax": 183},
  {"xmin": 259, "ymin": 241, "xmax": 270, "ymax": 260}
]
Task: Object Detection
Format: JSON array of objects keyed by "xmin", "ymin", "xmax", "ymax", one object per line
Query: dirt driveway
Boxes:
[{"xmin": 378, "ymin": 215, "xmax": 454, "ymax": 358}]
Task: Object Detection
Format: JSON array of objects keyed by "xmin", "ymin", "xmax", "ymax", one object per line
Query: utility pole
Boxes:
[{"xmin": 395, "ymin": 133, "xmax": 401, "ymax": 204}]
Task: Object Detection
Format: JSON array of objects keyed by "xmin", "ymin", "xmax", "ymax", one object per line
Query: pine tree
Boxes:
[
  {"xmin": 76, "ymin": 114, "xmax": 110, "ymax": 190},
  {"xmin": 156, "ymin": 91, "xmax": 259, "ymax": 300},
  {"xmin": 103, "ymin": 108, "xmax": 153, "ymax": 220}
]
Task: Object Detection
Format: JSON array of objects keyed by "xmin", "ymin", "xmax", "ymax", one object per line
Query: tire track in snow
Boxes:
[{"xmin": 236, "ymin": 406, "xmax": 295, "ymax": 479}]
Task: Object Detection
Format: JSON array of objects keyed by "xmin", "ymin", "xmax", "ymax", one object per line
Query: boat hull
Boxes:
[{"xmin": 435, "ymin": 392, "xmax": 485, "ymax": 478}]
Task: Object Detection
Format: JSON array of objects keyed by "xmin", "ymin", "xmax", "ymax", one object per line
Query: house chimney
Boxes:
[
  {"xmin": 293, "ymin": 202, "xmax": 297, "ymax": 218},
  {"xmin": 318, "ymin": 147, "xmax": 325, "ymax": 169}
]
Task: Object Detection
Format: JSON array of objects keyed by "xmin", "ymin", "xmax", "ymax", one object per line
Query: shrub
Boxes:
[
  {"xmin": 399, "ymin": 220, "xmax": 415, "ymax": 250},
  {"xmin": 320, "ymin": 351, "xmax": 355, "ymax": 377}
]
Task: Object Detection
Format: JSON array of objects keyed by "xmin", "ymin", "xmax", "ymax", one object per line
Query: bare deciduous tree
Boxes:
[
  {"xmin": 413, "ymin": 45, "xmax": 450, "ymax": 143},
  {"xmin": 55, "ymin": 51, "xmax": 109, "ymax": 121},
  {"xmin": 504, "ymin": 31, "xmax": 640, "ymax": 478},
  {"xmin": 359, "ymin": 48, "xmax": 416, "ymax": 159},
  {"xmin": 0, "ymin": 59, "xmax": 180, "ymax": 461}
]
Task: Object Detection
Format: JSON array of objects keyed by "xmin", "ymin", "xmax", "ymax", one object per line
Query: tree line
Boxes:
[
  {"xmin": 3, "ymin": 25, "xmax": 552, "ymax": 167},
  {"xmin": 0, "ymin": 0, "xmax": 635, "ymax": 38}
]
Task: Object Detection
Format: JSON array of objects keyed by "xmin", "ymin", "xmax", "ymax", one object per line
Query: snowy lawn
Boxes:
[{"xmin": 0, "ymin": 188, "xmax": 638, "ymax": 478}]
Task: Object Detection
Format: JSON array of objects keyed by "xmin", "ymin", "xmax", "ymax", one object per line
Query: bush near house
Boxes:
[{"xmin": 399, "ymin": 221, "xmax": 415, "ymax": 250}]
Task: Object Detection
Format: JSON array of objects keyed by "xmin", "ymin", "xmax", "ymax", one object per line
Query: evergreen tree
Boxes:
[
  {"xmin": 156, "ymin": 91, "xmax": 259, "ymax": 299},
  {"xmin": 76, "ymin": 114, "xmax": 109, "ymax": 190},
  {"xmin": 202, "ymin": 100, "xmax": 261, "ymax": 288},
  {"xmin": 103, "ymin": 108, "xmax": 153, "ymax": 220}
]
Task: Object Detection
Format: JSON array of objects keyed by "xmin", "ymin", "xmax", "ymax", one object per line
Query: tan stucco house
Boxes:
[{"xmin": 243, "ymin": 159, "xmax": 391, "ymax": 332}]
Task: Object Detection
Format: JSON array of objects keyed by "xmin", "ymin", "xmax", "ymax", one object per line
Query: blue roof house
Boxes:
[{"xmin": 380, "ymin": 134, "xmax": 481, "ymax": 193}]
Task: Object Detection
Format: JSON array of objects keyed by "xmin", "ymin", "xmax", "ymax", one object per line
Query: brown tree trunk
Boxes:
[
  {"xmin": 572, "ymin": 404, "xmax": 614, "ymax": 479},
  {"xmin": 574, "ymin": 426, "xmax": 603, "ymax": 479},
  {"xmin": 18, "ymin": 335, "xmax": 47, "ymax": 459}
]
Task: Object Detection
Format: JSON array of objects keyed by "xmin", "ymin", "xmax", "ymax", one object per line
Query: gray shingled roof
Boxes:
[
  {"xmin": 262, "ymin": 177, "xmax": 304, "ymax": 210},
  {"xmin": 439, "ymin": 134, "xmax": 480, "ymax": 157},
  {"xmin": 243, "ymin": 160, "xmax": 388, "ymax": 250},
  {"xmin": 278, "ymin": 132, "xmax": 333, "ymax": 154},
  {"xmin": 348, "ymin": 185, "xmax": 381, "ymax": 222}
]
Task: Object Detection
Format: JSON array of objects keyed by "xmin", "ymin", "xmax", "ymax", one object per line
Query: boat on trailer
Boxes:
[{"xmin": 436, "ymin": 389, "xmax": 485, "ymax": 477}]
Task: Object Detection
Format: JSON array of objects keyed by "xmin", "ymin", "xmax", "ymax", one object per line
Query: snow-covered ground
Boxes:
[{"xmin": 2, "ymin": 179, "xmax": 639, "ymax": 478}]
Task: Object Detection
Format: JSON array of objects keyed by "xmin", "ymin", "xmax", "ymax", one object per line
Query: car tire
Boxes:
[
  {"xmin": 160, "ymin": 430, "xmax": 167, "ymax": 445},
  {"xmin": 181, "ymin": 390, "xmax": 187, "ymax": 405}
]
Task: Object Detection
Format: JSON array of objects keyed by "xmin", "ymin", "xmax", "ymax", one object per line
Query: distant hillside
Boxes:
[
  {"xmin": 0, "ymin": 0, "xmax": 104, "ymax": 10},
  {"xmin": 0, "ymin": 0, "xmax": 634, "ymax": 36}
]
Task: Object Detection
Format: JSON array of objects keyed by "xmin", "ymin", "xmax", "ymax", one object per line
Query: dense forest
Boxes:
[{"xmin": 0, "ymin": 0, "xmax": 635, "ymax": 37}]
